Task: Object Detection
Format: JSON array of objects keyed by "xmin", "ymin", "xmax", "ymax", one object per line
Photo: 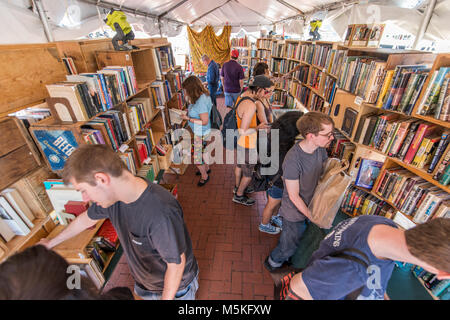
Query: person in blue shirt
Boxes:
[
  {"xmin": 273, "ymin": 215, "xmax": 450, "ymax": 300},
  {"xmin": 181, "ymin": 75, "xmax": 213, "ymax": 186},
  {"xmin": 201, "ymin": 55, "xmax": 220, "ymax": 107}
]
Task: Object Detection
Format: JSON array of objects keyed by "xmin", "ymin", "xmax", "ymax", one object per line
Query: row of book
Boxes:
[
  {"xmin": 340, "ymin": 185, "xmax": 395, "ymax": 218},
  {"xmin": 310, "ymin": 93, "xmax": 326, "ymax": 113},
  {"xmin": 354, "ymin": 114, "xmax": 450, "ymax": 180},
  {"xmin": 327, "ymin": 130, "xmax": 355, "ymax": 163},
  {"xmin": 270, "ymin": 90, "xmax": 290, "ymax": 108},
  {"xmin": 377, "ymin": 64, "xmax": 430, "ymax": 115},
  {"xmin": 412, "ymin": 265, "xmax": 450, "ymax": 299},
  {"xmin": 374, "ymin": 166, "xmax": 450, "ymax": 222},
  {"xmin": 310, "ymin": 44, "xmax": 332, "ymax": 68},
  {"xmin": 292, "ymin": 65, "xmax": 309, "ymax": 84},
  {"xmin": 337, "ymin": 57, "xmax": 386, "ymax": 104},
  {"xmin": 154, "ymin": 46, "xmax": 175, "ymax": 72},
  {"xmin": 0, "ymin": 188, "xmax": 38, "ymax": 241},
  {"xmin": 47, "ymin": 65, "xmax": 138, "ymax": 122},
  {"xmin": 231, "ymin": 36, "xmax": 251, "ymax": 47},
  {"xmin": 309, "ymin": 68, "xmax": 322, "ymax": 90},
  {"xmin": 416, "ymin": 67, "xmax": 450, "ymax": 120},
  {"xmin": 275, "ymin": 77, "xmax": 290, "ymax": 92},
  {"xmin": 323, "ymin": 75, "xmax": 338, "ymax": 104},
  {"xmin": 256, "ymin": 39, "xmax": 272, "ymax": 50},
  {"xmin": 271, "ymin": 42, "xmax": 285, "ymax": 57},
  {"xmin": 256, "ymin": 49, "xmax": 271, "ymax": 59},
  {"xmin": 62, "ymin": 57, "xmax": 78, "ymax": 75},
  {"xmin": 290, "ymin": 81, "xmax": 311, "ymax": 106}
]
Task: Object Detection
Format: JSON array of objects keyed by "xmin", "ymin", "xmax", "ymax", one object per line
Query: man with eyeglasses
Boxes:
[{"xmin": 265, "ymin": 111, "xmax": 335, "ymax": 272}]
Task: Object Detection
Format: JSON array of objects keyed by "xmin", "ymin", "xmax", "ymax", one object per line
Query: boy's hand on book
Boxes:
[{"xmin": 37, "ymin": 238, "xmax": 52, "ymax": 249}]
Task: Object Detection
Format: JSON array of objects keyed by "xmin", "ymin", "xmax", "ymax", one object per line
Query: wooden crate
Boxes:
[
  {"xmin": 0, "ymin": 117, "xmax": 41, "ymax": 190},
  {"xmin": 95, "ymin": 48, "xmax": 158, "ymax": 88}
]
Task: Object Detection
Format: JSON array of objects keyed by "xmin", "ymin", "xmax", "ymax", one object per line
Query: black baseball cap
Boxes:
[{"xmin": 249, "ymin": 75, "xmax": 274, "ymax": 89}]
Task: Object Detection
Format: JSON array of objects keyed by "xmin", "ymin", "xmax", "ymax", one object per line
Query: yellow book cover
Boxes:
[{"xmin": 376, "ymin": 70, "xmax": 395, "ymax": 108}]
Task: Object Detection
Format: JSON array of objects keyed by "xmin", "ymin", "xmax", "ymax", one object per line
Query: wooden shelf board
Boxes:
[
  {"xmin": 4, "ymin": 216, "xmax": 52, "ymax": 255},
  {"xmin": 48, "ymin": 219, "xmax": 105, "ymax": 255}
]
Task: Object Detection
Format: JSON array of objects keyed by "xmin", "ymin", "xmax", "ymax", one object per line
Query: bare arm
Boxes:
[
  {"xmin": 255, "ymin": 100, "xmax": 268, "ymax": 125},
  {"xmin": 239, "ymin": 79, "xmax": 244, "ymax": 90},
  {"xmin": 185, "ymin": 112, "xmax": 209, "ymax": 126},
  {"xmin": 161, "ymin": 253, "xmax": 186, "ymax": 300},
  {"xmin": 38, "ymin": 211, "xmax": 98, "ymax": 249},
  {"xmin": 284, "ymin": 179, "xmax": 312, "ymax": 220}
]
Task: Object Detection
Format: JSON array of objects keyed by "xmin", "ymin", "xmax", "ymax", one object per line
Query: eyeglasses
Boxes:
[
  {"xmin": 264, "ymin": 89, "xmax": 273, "ymax": 95},
  {"xmin": 318, "ymin": 131, "xmax": 334, "ymax": 139}
]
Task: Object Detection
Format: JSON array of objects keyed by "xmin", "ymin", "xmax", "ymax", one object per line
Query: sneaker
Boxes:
[
  {"xmin": 232, "ymin": 194, "xmax": 255, "ymax": 206},
  {"xmin": 263, "ymin": 256, "xmax": 279, "ymax": 273},
  {"xmin": 270, "ymin": 215, "xmax": 283, "ymax": 229},
  {"xmin": 259, "ymin": 223, "xmax": 281, "ymax": 235},
  {"xmin": 233, "ymin": 186, "xmax": 254, "ymax": 194}
]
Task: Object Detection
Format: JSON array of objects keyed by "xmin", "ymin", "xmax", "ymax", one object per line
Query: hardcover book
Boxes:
[{"xmin": 355, "ymin": 159, "xmax": 384, "ymax": 190}]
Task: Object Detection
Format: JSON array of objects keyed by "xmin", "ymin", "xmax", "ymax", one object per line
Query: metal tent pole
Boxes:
[
  {"xmin": 33, "ymin": 0, "xmax": 54, "ymax": 42},
  {"xmin": 412, "ymin": 0, "xmax": 437, "ymax": 50}
]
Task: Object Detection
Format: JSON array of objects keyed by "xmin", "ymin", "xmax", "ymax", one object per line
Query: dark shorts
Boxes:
[
  {"xmin": 236, "ymin": 145, "xmax": 257, "ymax": 177},
  {"xmin": 267, "ymin": 184, "xmax": 283, "ymax": 199}
]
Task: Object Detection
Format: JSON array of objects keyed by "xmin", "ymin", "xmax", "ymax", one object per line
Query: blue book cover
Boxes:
[
  {"xmin": 32, "ymin": 130, "xmax": 79, "ymax": 171},
  {"xmin": 355, "ymin": 159, "xmax": 384, "ymax": 190},
  {"xmin": 97, "ymin": 73, "xmax": 113, "ymax": 109}
]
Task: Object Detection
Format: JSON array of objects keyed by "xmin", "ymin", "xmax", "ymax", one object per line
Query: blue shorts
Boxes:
[
  {"xmin": 224, "ymin": 92, "xmax": 241, "ymax": 107},
  {"xmin": 134, "ymin": 273, "xmax": 199, "ymax": 300},
  {"xmin": 267, "ymin": 184, "xmax": 283, "ymax": 200}
]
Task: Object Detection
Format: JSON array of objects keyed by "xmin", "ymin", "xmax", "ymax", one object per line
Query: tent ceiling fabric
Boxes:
[{"xmin": 1, "ymin": 0, "xmax": 450, "ymax": 43}]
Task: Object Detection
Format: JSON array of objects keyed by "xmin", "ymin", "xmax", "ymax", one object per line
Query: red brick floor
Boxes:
[{"xmin": 103, "ymin": 96, "xmax": 279, "ymax": 299}]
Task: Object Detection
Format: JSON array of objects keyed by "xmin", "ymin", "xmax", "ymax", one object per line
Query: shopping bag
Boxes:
[
  {"xmin": 210, "ymin": 103, "xmax": 222, "ymax": 129},
  {"xmin": 308, "ymin": 158, "xmax": 352, "ymax": 229}
]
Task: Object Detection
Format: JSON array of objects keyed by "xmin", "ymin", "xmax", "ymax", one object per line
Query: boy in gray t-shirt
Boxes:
[{"xmin": 265, "ymin": 112, "xmax": 335, "ymax": 271}]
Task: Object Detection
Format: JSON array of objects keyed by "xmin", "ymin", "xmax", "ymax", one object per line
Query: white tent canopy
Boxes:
[{"xmin": 1, "ymin": 0, "xmax": 449, "ymax": 44}]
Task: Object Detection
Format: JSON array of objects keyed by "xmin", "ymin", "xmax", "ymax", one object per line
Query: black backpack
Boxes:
[{"xmin": 221, "ymin": 96, "xmax": 255, "ymax": 150}]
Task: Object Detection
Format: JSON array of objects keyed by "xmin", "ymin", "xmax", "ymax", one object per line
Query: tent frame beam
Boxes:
[
  {"xmin": 33, "ymin": 0, "xmax": 54, "ymax": 42},
  {"xmin": 78, "ymin": 0, "xmax": 187, "ymax": 25},
  {"xmin": 412, "ymin": 0, "xmax": 437, "ymax": 49},
  {"xmin": 235, "ymin": 0, "xmax": 275, "ymax": 23},
  {"xmin": 275, "ymin": 0, "xmax": 304, "ymax": 15},
  {"xmin": 158, "ymin": 0, "xmax": 190, "ymax": 19}
]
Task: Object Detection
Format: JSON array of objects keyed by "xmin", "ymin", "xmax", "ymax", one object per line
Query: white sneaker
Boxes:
[{"xmin": 259, "ymin": 223, "xmax": 281, "ymax": 235}]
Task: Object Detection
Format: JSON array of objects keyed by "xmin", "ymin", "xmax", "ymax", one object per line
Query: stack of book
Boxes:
[
  {"xmin": 44, "ymin": 180, "xmax": 83, "ymax": 225},
  {"xmin": 412, "ymin": 265, "xmax": 450, "ymax": 299},
  {"xmin": 337, "ymin": 57, "xmax": 386, "ymax": 104},
  {"xmin": 376, "ymin": 64, "xmax": 431, "ymax": 114},
  {"xmin": 416, "ymin": 67, "xmax": 450, "ymax": 120},
  {"xmin": 0, "ymin": 188, "xmax": 37, "ymax": 241},
  {"xmin": 46, "ymin": 66, "xmax": 138, "ymax": 122}
]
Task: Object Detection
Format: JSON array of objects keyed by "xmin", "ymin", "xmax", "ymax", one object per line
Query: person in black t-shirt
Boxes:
[{"xmin": 38, "ymin": 144, "xmax": 199, "ymax": 300}]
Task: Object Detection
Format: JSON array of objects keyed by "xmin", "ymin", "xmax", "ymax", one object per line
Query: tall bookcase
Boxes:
[
  {"xmin": 232, "ymin": 36, "xmax": 252, "ymax": 79},
  {"xmin": 261, "ymin": 37, "xmax": 450, "ymax": 299},
  {"xmin": 0, "ymin": 39, "xmax": 182, "ymax": 289}
]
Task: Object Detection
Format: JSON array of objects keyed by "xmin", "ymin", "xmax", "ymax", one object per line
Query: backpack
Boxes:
[
  {"xmin": 209, "ymin": 102, "xmax": 222, "ymax": 130},
  {"xmin": 274, "ymin": 248, "xmax": 370, "ymax": 300},
  {"xmin": 221, "ymin": 96, "xmax": 255, "ymax": 150}
]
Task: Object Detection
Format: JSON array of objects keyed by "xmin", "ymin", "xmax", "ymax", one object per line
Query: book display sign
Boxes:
[
  {"xmin": 367, "ymin": 24, "xmax": 385, "ymax": 48},
  {"xmin": 32, "ymin": 130, "xmax": 78, "ymax": 171},
  {"xmin": 352, "ymin": 24, "xmax": 370, "ymax": 47}
]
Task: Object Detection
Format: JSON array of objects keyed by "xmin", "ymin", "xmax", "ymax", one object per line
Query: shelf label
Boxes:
[
  {"xmin": 119, "ymin": 144, "xmax": 129, "ymax": 153},
  {"xmin": 125, "ymin": 54, "xmax": 130, "ymax": 61},
  {"xmin": 354, "ymin": 96, "xmax": 363, "ymax": 106}
]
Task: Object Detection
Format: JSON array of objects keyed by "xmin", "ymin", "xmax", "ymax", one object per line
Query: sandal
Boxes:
[
  {"xmin": 196, "ymin": 168, "xmax": 211, "ymax": 176},
  {"xmin": 197, "ymin": 175, "xmax": 210, "ymax": 187}
]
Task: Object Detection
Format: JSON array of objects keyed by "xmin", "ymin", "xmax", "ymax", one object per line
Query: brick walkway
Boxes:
[{"xmin": 104, "ymin": 96, "xmax": 279, "ymax": 299}]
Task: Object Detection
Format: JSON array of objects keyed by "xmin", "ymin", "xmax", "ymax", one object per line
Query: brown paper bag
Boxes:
[{"xmin": 308, "ymin": 158, "xmax": 352, "ymax": 229}]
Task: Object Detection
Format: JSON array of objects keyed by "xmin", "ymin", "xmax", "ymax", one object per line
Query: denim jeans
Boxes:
[
  {"xmin": 268, "ymin": 219, "xmax": 309, "ymax": 267},
  {"xmin": 134, "ymin": 273, "xmax": 199, "ymax": 300}
]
